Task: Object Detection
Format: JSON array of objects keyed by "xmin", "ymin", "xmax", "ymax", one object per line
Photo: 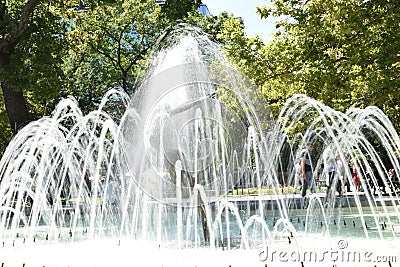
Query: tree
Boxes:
[
  {"xmin": 63, "ymin": 0, "xmax": 203, "ymax": 113},
  {"xmin": 0, "ymin": 0, "xmax": 71, "ymax": 138},
  {"xmin": 254, "ymin": 0, "xmax": 400, "ymax": 128},
  {"xmin": 0, "ymin": 0, "xmax": 38, "ymax": 135},
  {"xmin": 0, "ymin": 0, "xmax": 203, "ymax": 147}
]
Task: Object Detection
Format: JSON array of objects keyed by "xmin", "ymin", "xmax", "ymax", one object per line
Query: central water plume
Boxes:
[{"xmin": 122, "ymin": 24, "xmax": 276, "ymax": 246}]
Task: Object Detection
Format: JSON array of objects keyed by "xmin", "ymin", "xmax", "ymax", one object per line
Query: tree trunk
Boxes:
[
  {"xmin": 0, "ymin": 52, "xmax": 30, "ymax": 134},
  {"xmin": 1, "ymin": 83, "xmax": 29, "ymax": 134},
  {"xmin": 0, "ymin": 0, "xmax": 41, "ymax": 135}
]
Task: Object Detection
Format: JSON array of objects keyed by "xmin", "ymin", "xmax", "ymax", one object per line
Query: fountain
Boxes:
[{"xmin": 0, "ymin": 24, "xmax": 399, "ymax": 266}]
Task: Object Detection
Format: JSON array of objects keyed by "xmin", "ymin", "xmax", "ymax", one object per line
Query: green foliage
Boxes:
[
  {"xmin": 159, "ymin": 0, "xmax": 202, "ymax": 22},
  {"xmin": 0, "ymin": 0, "xmax": 205, "ymax": 150},
  {"xmin": 254, "ymin": 0, "xmax": 400, "ymax": 131},
  {"xmin": 62, "ymin": 0, "xmax": 205, "ymax": 113},
  {"xmin": 0, "ymin": 1, "xmax": 69, "ymax": 101},
  {"xmin": 0, "ymin": 0, "xmax": 72, "ymax": 148},
  {"xmin": 2, "ymin": 0, "xmax": 400, "ymax": 157}
]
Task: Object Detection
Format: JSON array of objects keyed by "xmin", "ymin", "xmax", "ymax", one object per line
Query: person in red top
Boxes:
[{"xmin": 353, "ymin": 163, "xmax": 361, "ymax": 191}]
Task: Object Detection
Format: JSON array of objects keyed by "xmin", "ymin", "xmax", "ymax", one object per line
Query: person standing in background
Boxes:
[
  {"xmin": 353, "ymin": 162, "xmax": 361, "ymax": 192},
  {"xmin": 335, "ymin": 153, "xmax": 346, "ymax": 195},
  {"xmin": 323, "ymin": 142, "xmax": 341, "ymax": 197},
  {"xmin": 300, "ymin": 142, "xmax": 316, "ymax": 198},
  {"xmin": 293, "ymin": 158, "xmax": 302, "ymax": 194}
]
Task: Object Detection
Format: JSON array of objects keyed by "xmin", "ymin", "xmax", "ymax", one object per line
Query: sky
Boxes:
[{"xmin": 201, "ymin": 0, "xmax": 276, "ymax": 42}]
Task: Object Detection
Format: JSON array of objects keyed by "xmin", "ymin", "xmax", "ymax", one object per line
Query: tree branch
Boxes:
[
  {"xmin": 89, "ymin": 41, "xmax": 118, "ymax": 66},
  {"xmin": 0, "ymin": 0, "xmax": 40, "ymax": 51}
]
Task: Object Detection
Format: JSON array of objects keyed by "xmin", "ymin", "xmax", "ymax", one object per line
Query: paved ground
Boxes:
[{"xmin": 225, "ymin": 191, "xmax": 400, "ymax": 209}]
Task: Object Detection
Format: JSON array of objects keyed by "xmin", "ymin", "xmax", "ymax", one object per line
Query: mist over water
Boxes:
[{"xmin": 0, "ymin": 24, "xmax": 399, "ymax": 266}]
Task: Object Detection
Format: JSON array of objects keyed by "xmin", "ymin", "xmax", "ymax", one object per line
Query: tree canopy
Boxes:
[
  {"xmin": 1, "ymin": 0, "xmax": 400, "ymax": 153},
  {"xmin": 252, "ymin": 0, "xmax": 400, "ymax": 126},
  {"xmin": 0, "ymin": 0, "xmax": 72, "ymax": 148},
  {"xmin": 0, "ymin": 0, "xmax": 209, "ymax": 148},
  {"xmin": 61, "ymin": 0, "xmax": 205, "ymax": 113}
]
